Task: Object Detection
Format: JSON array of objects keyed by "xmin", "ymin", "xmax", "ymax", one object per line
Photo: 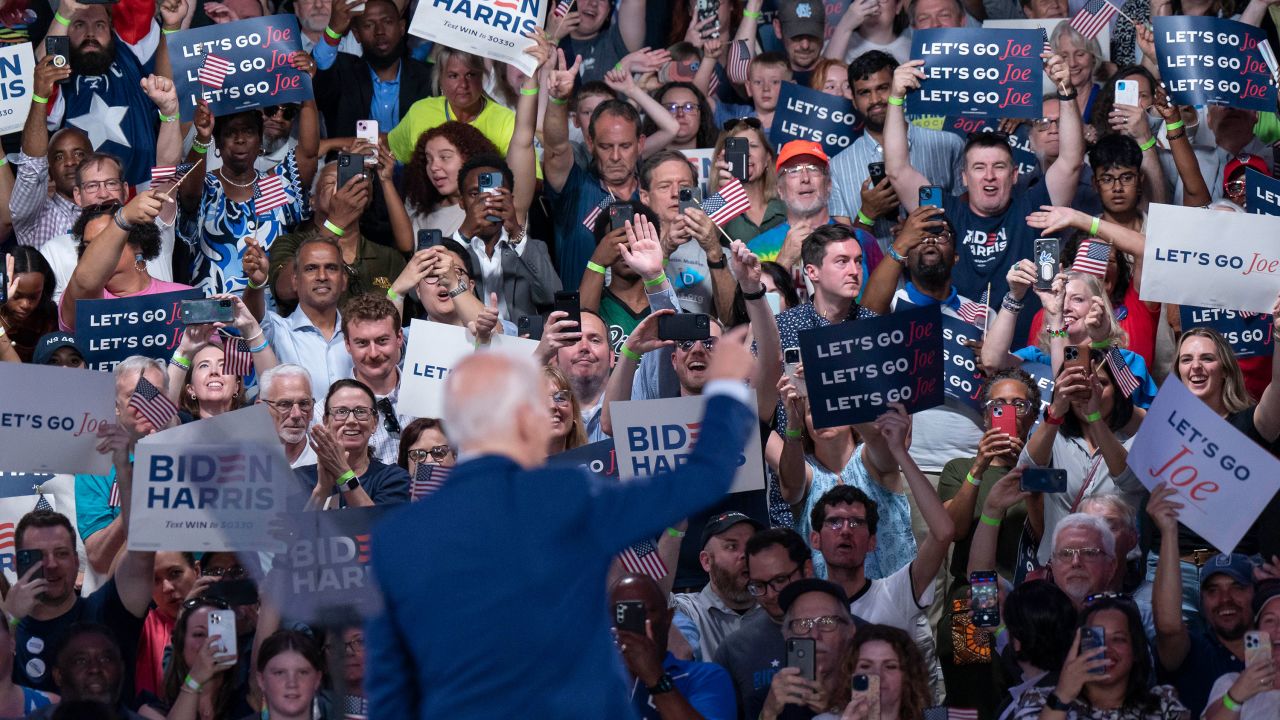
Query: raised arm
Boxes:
[
  {"xmin": 884, "ymin": 60, "xmax": 930, "ymax": 212},
  {"xmin": 606, "ymin": 65, "xmax": 679, "ymax": 157},
  {"xmin": 1151, "ymin": 88, "xmax": 1211, "ymax": 208},
  {"xmin": 731, "ymin": 241, "xmax": 782, "ymax": 418},
  {"xmin": 1252, "ymin": 294, "xmax": 1280, "ymax": 441},
  {"xmin": 861, "ymin": 206, "xmax": 941, "ymax": 314},
  {"xmin": 823, "ymin": 0, "xmax": 877, "ymax": 60},
  {"xmin": 510, "ymin": 34, "xmax": 554, "ymax": 222},
  {"xmin": 616, "ymin": 0, "xmax": 648, "ymax": 52},
  {"xmin": 768, "ymin": 376, "xmax": 812, "ymax": 506},
  {"xmin": 966, "ymin": 468, "xmax": 1028, "ymax": 578},
  {"xmin": 62, "ymin": 192, "xmax": 164, "ymax": 330},
  {"xmin": 99, "ymin": 423, "xmax": 157, "ymax": 617},
  {"xmin": 374, "ymin": 144, "xmax": 415, "ymax": 254},
  {"xmin": 142, "ymin": 75, "xmax": 183, "ymax": 166},
  {"xmin": 1147, "ymin": 483, "xmax": 1190, "ymax": 670},
  {"xmin": 288, "ymin": 53, "xmax": 321, "ymax": 189},
  {"xmin": 981, "ymin": 260, "xmax": 1040, "ymax": 370},
  {"xmin": 541, "ymin": 49, "xmax": 581, "ymax": 193},
  {"xmin": 1042, "ymin": 54, "xmax": 1084, "ymax": 207},
  {"xmin": 179, "ymin": 101, "xmax": 213, "ymax": 212}
]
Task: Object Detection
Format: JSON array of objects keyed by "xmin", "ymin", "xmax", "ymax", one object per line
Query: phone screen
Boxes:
[{"xmin": 969, "ymin": 571, "xmax": 1000, "ymax": 627}]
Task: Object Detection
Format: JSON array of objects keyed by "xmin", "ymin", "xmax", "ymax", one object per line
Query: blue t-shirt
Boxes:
[
  {"xmin": 628, "ymin": 652, "xmax": 737, "ymax": 720},
  {"xmin": 74, "ymin": 466, "xmax": 119, "ymax": 542},
  {"xmin": 545, "ymin": 163, "xmax": 639, "ymax": 291},
  {"xmin": 14, "ymin": 578, "xmax": 143, "ymax": 692}
]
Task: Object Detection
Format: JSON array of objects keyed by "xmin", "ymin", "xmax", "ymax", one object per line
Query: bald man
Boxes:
[{"xmin": 368, "ymin": 339, "xmax": 758, "ymax": 719}]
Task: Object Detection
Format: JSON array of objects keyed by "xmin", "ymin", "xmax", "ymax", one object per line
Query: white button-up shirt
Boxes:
[{"xmin": 261, "ymin": 306, "xmax": 354, "ymax": 405}]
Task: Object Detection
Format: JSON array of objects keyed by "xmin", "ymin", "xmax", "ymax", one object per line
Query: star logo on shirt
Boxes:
[
  {"xmin": 67, "ymin": 93, "xmax": 131, "ymax": 150},
  {"xmin": 770, "ymin": 659, "xmax": 781, "ymax": 668}
]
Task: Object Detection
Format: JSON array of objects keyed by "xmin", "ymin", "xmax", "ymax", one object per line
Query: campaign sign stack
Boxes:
[{"xmin": 1154, "ymin": 16, "xmax": 1279, "ymax": 113}]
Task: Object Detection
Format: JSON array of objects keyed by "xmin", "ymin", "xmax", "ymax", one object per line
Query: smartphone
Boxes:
[
  {"xmin": 784, "ymin": 347, "xmax": 808, "ymax": 398},
  {"xmin": 204, "ymin": 577, "xmax": 259, "ymax": 606},
  {"xmin": 1245, "ymin": 630, "xmax": 1272, "ymax": 667},
  {"xmin": 416, "ymin": 229, "xmax": 442, "ymax": 253},
  {"xmin": 1080, "ymin": 626, "xmax": 1106, "ymax": 674},
  {"xmin": 478, "ymin": 171, "xmax": 502, "ymax": 223},
  {"xmin": 657, "ymin": 313, "xmax": 711, "ymax": 342},
  {"xmin": 1033, "ymin": 238, "xmax": 1059, "ymax": 291},
  {"xmin": 614, "ymin": 600, "xmax": 647, "ymax": 634},
  {"xmin": 1063, "ymin": 342, "xmax": 1092, "ymax": 376},
  {"xmin": 0, "ymin": 259, "xmax": 7, "ymax": 303},
  {"xmin": 553, "ymin": 291, "xmax": 581, "ymax": 331},
  {"xmin": 696, "ymin": 0, "xmax": 721, "ymax": 38},
  {"xmin": 45, "ymin": 36, "xmax": 70, "ymax": 81},
  {"xmin": 850, "ymin": 674, "xmax": 880, "ymax": 718},
  {"xmin": 336, "ymin": 152, "xmax": 366, "ymax": 189},
  {"xmin": 969, "ymin": 570, "xmax": 1000, "ymax": 628},
  {"xmin": 678, "ymin": 186, "xmax": 702, "ymax": 214},
  {"xmin": 180, "ymin": 298, "xmax": 235, "ymax": 325},
  {"xmin": 787, "ymin": 638, "xmax": 816, "ymax": 681},
  {"xmin": 207, "ymin": 610, "xmax": 238, "ymax": 661},
  {"xmin": 356, "ymin": 119, "xmax": 379, "ymax": 166},
  {"xmin": 518, "ymin": 314, "xmax": 545, "ymax": 341},
  {"xmin": 725, "ymin": 137, "xmax": 750, "ymax": 182},
  {"xmin": 609, "ymin": 202, "xmax": 635, "ymax": 232},
  {"xmin": 868, "ymin": 161, "xmax": 886, "ymax": 187},
  {"xmin": 988, "ymin": 404, "xmax": 1019, "ymax": 438},
  {"xmin": 1021, "ymin": 467, "xmax": 1068, "ymax": 494},
  {"xmin": 15, "ymin": 549, "xmax": 43, "ymax": 581},
  {"xmin": 1114, "ymin": 79, "xmax": 1139, "ymax": 108},
  {"xmin": 919, "ymin": 185, "xmax": 943, "ymax": 209}
]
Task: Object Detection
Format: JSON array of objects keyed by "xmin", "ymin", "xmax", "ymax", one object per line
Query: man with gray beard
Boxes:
[
  {"xmin": 257, "ymin": 364, "xmax": 317, "ymax": 468},
  {"xmin": 673, "ymin": 512, "xmax": 766, "ymax": 662}
]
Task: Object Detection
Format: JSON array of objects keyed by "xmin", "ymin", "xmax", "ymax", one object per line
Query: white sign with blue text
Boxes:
[
  {"xmin": 397, "ymin": 319, "xmax": 539, "ymax": 420},
  {"xmin": 0, "ymin": 364, "xmax": 115, "ymax": 475},
  {"xmin": 0, "ymin": 43, "xmax": 34, "ymax": 136},
  {"xmin": 610, "ymin": 393, "xmax": 764, "ymax": 494},
  {"xmin": 1127, "ymin": 380, "xmax": 1280, "ymax": 553},
  {"xmin": 408, "ymin": 0, "xmax": 544, "ymax": 75},
  {"xmin": 131, "ymin": 405, "xmax": 291, "ymax": 552}
]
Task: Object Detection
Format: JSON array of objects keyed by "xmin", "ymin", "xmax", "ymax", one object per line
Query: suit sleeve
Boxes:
[{"xmin": 366, "ymin": 544, "xmax": 421, "ymax": 719}]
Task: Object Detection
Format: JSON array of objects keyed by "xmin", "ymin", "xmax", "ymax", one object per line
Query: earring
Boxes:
[
  {"xmin": 190, "ymin": 392, "xmax": 197, "ymax": 400},
  {"xmin": 134, "ymin": 253, "xmax": 145, "ymax": 272}
]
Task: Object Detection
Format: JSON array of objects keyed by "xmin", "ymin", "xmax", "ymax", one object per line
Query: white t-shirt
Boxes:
[
  {"xmin": 850, "ymin": 561, "xmax": 933, "ymax": 631},
  {"xmin": 1207, "ymin": 675, "xmax": 1280, "ymax": 719}
]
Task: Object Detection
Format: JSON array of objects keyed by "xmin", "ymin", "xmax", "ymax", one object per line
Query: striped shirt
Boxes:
[
  {"xmin": 827, "ymin": 125, "xmax": 964, "ymax": 252},
  {"xmin": 11, "ymin": 153, "xmax": 81, "ymax": 250}
]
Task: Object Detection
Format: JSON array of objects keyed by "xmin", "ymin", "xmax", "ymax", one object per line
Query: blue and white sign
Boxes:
[
  {"xmin": 0, "ymin": 364, "xmax": 115, "ymax": 475},
  {"xmin": 0, "ymin": 43, "xmax": 34, "ymax": 136},
  {"xmin": 1179, "ymin": 306, "xmax": 1274, "ymax": 359},
  {"xmin": 397, "ymin": 319, "xmax": 538, "ymax": 419},
  {"xmin": 799, "ymin": 305, "xmax": 944, "ymax": 428},
  {"xmin": 909, "ymin": 28, "xmax": 1043, "ymax": 118},
  {"xmin": 1128, "ymin": 379, "xmax": 1280, "ymax": 553},
  {"xmin": 167, "ymin": 15, "xmax": 313, "ymax": 121},
  {"xmin": 1154, "ymin": 16, "xmax": 1278, "ymax": 113},
  {"xmin": 271, "ymin": 505, "xmax": 389, "ymax": 625},
  {"xmin": 409, "ymin": 0, "xmax": 544, "ymax": 75},
  {"xmin": 76, "ymin": 288, "xmax": 202, "ymax": 372},
  {"xmin": 1247, "ymin": 168, "xmax": 1280, "ymax": 217},
  {"xmin": 551, "ymin": 439, "xmax": 620, "ymax": 480},
  {"xmin": 769, "ymin": 82, "xmax": 863, "ymax": 159},
  {"xmin": 941, "ymin": 116, "xmax": 1037, "ymax": 176}
]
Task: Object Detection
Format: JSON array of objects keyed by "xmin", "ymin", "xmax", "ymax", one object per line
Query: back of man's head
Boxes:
[{"xmin": 442, "ymin": 352, "xmax": 544, "ymax": 458}]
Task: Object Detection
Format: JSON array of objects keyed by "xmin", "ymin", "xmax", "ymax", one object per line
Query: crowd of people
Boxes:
[{"xmin": 0, "ymin": 0, "xmax": 1279, "ymax": 716}]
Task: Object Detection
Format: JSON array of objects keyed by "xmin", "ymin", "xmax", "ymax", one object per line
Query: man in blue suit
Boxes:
[{"xmin": 367, "ymin": 330, "xmax": 759, "ymax": 718}]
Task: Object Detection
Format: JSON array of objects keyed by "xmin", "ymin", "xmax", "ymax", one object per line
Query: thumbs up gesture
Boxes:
[{"xmin": 468, "ymin": 293, "xmax": 501, "ymax": 346}]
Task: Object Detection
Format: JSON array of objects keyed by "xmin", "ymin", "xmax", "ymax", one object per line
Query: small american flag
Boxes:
[
  {"xmin": 1105, "ymin": 346, "xmax": 1140, "ymax": 397},
  {"xmin": 222, "ymin": 336, "xmax": 253, "ymax": 376},
  {"xmin": 1068, "ymin": 0, "xmax": 1120, "ymax": 40},
  {"xmin": 1072, "ymin": 238, "xmax": 1111, "ymax": 278},
  {"xmin": 197, "ymin": 53, "xmax": 235, "ymax": 89},
  {"xmin": 254, "ymin": 173, "xmax": 290, "ymax": 215},
  {"xmin": 411, "ymin": 465, "xmax": 451, "ymax": 501},
  {"xmin": 0, "ymin": 522, "xmax": 14, "ymax": 553},
  {"xmin": 1040, "ymin": 27, "xmax": 1053, "ymax": 55},
  {"xmin": 34, "ymin": 494, "xmax": 53, "ymax": 512},
  {"xmin": 728, "ymin": 40, "xmax": 752, "ymax": 85},
  {"xmin": 702, "ymin": 176, "xmax": 751, "ymax": 226},
  {"xmin": 957, "ymin": 288, "xmax": 990, "ymax": 327},
  {"xmin": 923, "ymin": 708, "xmax": 979, "ymax": 720},
  {"xmin": 552, "ymin": 0, "xmax": 572, "ymax": 18},
  {"xmin": 582, "ymin": 195, "xmax": 615, "ymax": 230},
  {"xmin": 108, "ymin": 481, "xmax": 120, "ymax": 509},
  {"xmin": 128, "ymin": 376, "xmax": 178, "ymax": 430},
  {"xmin": 151, "ymin": 166, "xmax": 177, "ymax": 184},
  {"xmin": 618, "ymin": 538, "xmax": 668, "ymax": 580},
  {"xmin": 707, "ymin": 71, "xmax": 720, "ymax": 97}
]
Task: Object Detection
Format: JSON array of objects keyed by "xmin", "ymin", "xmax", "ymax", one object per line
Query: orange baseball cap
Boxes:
[{"xmin": 775, "ymin": 139, "xmax": 829, "ymax": 172}]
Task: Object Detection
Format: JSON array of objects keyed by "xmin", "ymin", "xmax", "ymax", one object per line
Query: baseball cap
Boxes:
[
  {"xmin": 1199, "ymin": 553, "xmax": 1253, "ymax": 589},
  {"xmin": 775, "ymin": 139, "xmax": 830, "ymax": 172},
  {"xmin": 1253, "ymin": 578, "xmax": 1280, "ymax": 623},
  {"xmin": 33, "ymin": 332, "xmax": 84, "ymax": 366},
  {"xmin": 778, "ymin": 578, "xmax": 850, "ymax": 614},
  {"xmin": 1224, "ymin": 153, "xmax": 1269, "ymax": 189},
  {"xmin": 776, "ymin": 0, "xmax": 825, "ymax": 40},
  {"xmin": 699, "ymin": 511, "xmax": 763, "ymax": 549}
]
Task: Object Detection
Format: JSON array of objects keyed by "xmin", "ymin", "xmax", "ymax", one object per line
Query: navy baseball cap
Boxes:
[
  {"xmin": 1199, "ymin": 553, "xmax": 1253, "ymax": 589},
  {"xmin": 778, "ymin": 578, "xmax": 850, "ymax": 614},
  {"xmin": 33, "ymin": 332, "xmax": 84, "ymax": 365},
  {"xmin": 699, "ymin": 511, "xmax": 763, "ymax": 549}
]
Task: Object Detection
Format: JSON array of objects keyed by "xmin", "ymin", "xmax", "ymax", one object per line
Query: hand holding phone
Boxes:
[
  {"xmin": 1080, "ymin": 626, "xmax": 1106, "ymax": 675},
  {"xmin": 783, "ymin": 347, "xmax": 807, "ymax": 398},
  {"xmin": 969, "ymin": 571, "xmax": 1000, "ymax": 628},
  {"xmin": 919, "ymin": 185, "xmax": 943, "ymax": 209},
  {"xmin": 614, "ymin": 600, "xmax": 647, "ymax": 634},
  {"xmin": 786, "ymin": 638, "xmax": 816, "ymax": 681}
]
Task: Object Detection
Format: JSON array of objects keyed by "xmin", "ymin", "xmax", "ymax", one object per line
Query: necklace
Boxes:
[{"xmin": 218, "ymin": 167, "xmax": 258, "ymax": 188}]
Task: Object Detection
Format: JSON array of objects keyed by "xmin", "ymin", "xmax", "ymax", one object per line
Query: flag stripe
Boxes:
[
  {"xmin": 128, "ymin": 376, "xmax": 178, "ymax": 430},
  {"xmin": 703, "ymin": 176, "xmax": 751, "ymax": 226},
  {"xmin": 223, "ymin": 337, "xmax": 254, "ymax": 376}
]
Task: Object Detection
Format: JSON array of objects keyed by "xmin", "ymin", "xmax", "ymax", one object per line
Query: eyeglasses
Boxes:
[
  {"xmin": 1032, "ymin": 117, "xmax": 1059, "ymax": 131},
  {"xmin": 201, "ymin": 565, "xmax": 247, "ymax": 579},
  {"xmin": 722, "ymin": 117, "xmax": 762, "ymax": 131},
  {"xmin": 263, "ymin": 398, "xmax": 315, "ymax": 415},
  {"xmin": 377, "ymin": 398, "xmax": 401, "ymax": 435},
  {"xmin": 549, "ymin": 390, "xmax": 571, "ymax": 406},
  {"xmin": 262, "ymin": 104, "xmax": 299, "ymax": 120},
  {"xmin": 79, "ymin": 179, "xmax": 123, "ymax": 194},
  {"xmin": 787, "ymin": 615, "xmax": 849, "ymax": 635},
  {"xmin": 676, "ymin": 338, "xmax": 717, "ymax": 352},
  {"xmin": 921, "ymin": 231, "xmax": 954, "ymax": 245},
  {"xmin": 182, "ymin": 596, "xmax": 231, "ymax": 610},
  {"xmin": 665, "ymin": 102, "xmax": 699, "ymax": 115},
  {"xmin": 423, "ymin": 268, "xmax": 470, "ymax": 285},
  {"xmin": 1226, "ymin": 180, "xmax": 1247, "ymax": 194},
  {"xmin": 985, "ymin": 398, "xmax": 1034, "ymax": 417},
  {"xmin": 746, "ymin": 566, "xmax": 803, "ymax": 597},
  {"xmin": 408, "ymin": 445, "xmax": 454, "ymax": 463},
  {"xmin": 1097, "ymin": 172, "xmax": 1138, "ymax": 187},
  {"xmin": 330, "ymin": 406, "xmax": 375, "ymax": 421},
  {"xmin": 780, "ymin": 163, "xmax": 825, "ymax": 178},
  {"xmin": 822, "ymin": 516, "xmax": 867, "ymax": 532},
  {"xmin": 1052, "ymin": 547, "xmax": 1109, "ymax": 564},
  {"xmin": 344, "ymin": 636, "xmax": 365, "ymax": 654}
]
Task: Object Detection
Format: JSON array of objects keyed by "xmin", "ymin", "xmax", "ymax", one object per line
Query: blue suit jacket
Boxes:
[{"xmin": 365, "ymin": 393, "xmax": 756, "ymax": 719}]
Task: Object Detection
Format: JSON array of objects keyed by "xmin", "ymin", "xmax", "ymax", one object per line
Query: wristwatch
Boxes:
[
  {"xmin": 646, "ymin": 674, "xmax": 674, "ymax": 695},
  {"xmin": 706, "ymin": 255, "xmax": 727, "ymax": 269},
  {"xmin": 447, "ymin": 279, "xmax": 471, "ymax": 298},
  {"xmin": 1045, "ymin": 692, "xmax": 1072, "ymax": 711},
  {"xmin": 340, "ymin": 474, "xmax": 361, "ymax": 493}
]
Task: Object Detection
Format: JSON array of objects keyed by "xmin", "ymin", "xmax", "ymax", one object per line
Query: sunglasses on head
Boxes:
[
  {"xmin": 722, "ymin": 117, "xmax": 762, "ymax": 131},
  {"xmin": 262, "ymin": 104, "xmax": 299, "ymax": 120}
]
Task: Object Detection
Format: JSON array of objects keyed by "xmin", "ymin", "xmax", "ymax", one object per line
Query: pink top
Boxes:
[{"xmin": 59, "ymin": 277, "xmax": 196, "ymax": 331}]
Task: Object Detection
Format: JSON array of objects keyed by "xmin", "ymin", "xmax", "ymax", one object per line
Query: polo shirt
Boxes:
[
  {"xmin": 672, "ymin": 584, "xmax": 768, "ymax": 662},
  {"xmin": 546, "ymin": 163, "xmax": 640, "ymax": 291},
  {"xmin": 628, "ymin": 652, "xmax": 737, "ymax": 720}
]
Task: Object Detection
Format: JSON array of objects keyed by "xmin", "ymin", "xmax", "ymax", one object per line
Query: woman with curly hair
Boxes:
[
  {"xmin": 820, "ymin": 624, "xmax": 933, "ymax": 719},
  {"xmin": 643, "ymin": 81, "xmax": 718, "ymax": 151},
  {"xmin": 401, "ymin": 121, "xmax": 500, "ymax": 237}
]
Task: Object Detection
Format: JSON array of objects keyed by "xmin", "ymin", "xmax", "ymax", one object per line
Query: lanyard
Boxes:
[{"xmin": 1068, "ymin": 452, "xmax": 1106, "ymax": 513}]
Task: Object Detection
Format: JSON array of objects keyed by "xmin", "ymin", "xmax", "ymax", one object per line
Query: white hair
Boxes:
[
  {"xmin": 441, "ymin": 351, "xmax": 543, "ymax": 449},
  {"xmin": 258, "ymin": 364, "xmax": 312, "ymax": 400},
  {"xmin": 1051, "ymin": 512, "xmax": 1116, "ymax": 559},
  {"xmin": 1207, "ymin": 199, "xmax": 1245, "ymax": 213},
  {"xmin": 114, "ymin": 355, "xmax": 167, "ymax": 390}
]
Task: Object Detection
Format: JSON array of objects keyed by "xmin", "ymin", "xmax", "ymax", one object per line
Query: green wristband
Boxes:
[
  {"xmin": 550, "ymin": 97, "xmax": 568, "ymax": 106},
  {"xmin": 337, "ymin": 469, "xmax": 356, "ymax": 484},
  {"xmin": 665, "ymin": 527, "xmax": 686, "ymax": 538},
  {"xmin": 158, "ymin": 110, "xmax": 177, "ymax": 123},
  {"xmin": 586, "ymin": 261, "xmax": 607, "ymax": 275},
  {"xmin": 1089, "ymin": 340, "xmax": 1111, "ymax": 349},
  {"xmin": 162, "ymin": 28, "xmax": 177, "ymax": 35},
  {"xmin": 620, "ymin": 346, "xmax": 642, "ymax": 362},
  {"xmin": 856, "ymin": 210, "xmax": 874, "ymax": 226},
  {"xmin": 1089, "ymin": 216, "xmax": 1100, "ymax": 237},
  {"xmin": 519, "ymin": 86, "xmax": 539, "ymax": 96},
  {"xmin": 742, "ymin": 9, "xmax": 761, "ymax": 18},
  {"xmin": 6, "ymin": 616, "xmax": 17, "ymax": 629},
  {"xmin": 1139, "ymin": 135, "xmax": 1157, "ymax": 152},
  {"xmin": 785, "ymin": 427, "xmax": 803, "ymax": 439},
  {"xmin": 324, "ymin": 26, "xmax": 342, "ymax": 40},
  {"xmin": 31, "ymin": 94, "xmax": 48, "ymax": 105},
  {"xmin": 979, "ymin": 514, "xmax": 1002, "ymax": 527},
  {"xmin": 966, "ymin": 472, "xmax": 980, "ymax": 487},
  {"xmin": 1084, "ymin": 411, "xmax": 1103, "ymax": 424},
  {"xmin": 170, "ymin": 352, "xmax": 190, "ymax": 369},
  {"xmin": 192, "ymin": 144, "xmax": 208, "ymax": 155},
  {"xmin": 643, "ymin": 271, "xmax": 667, "ymax": 288},
  {"xmin": 1165, "ymin": 119, "xmax": 1185, "ymax": 131},
  {"xmin": 323, "ymin": 219, "xmax": 345, "ymax": 237},
  {"xmin": 54, "ymin": 11, "xmax": 70, "ymax": 26},
  {"xmin": 1222, "ymin": 693, "xmax": 1242, "ymax": 712},
  {"xmin": 386, "ymin": 288, "xmax": 401, "ymax": 302},
  {"xmin": 887, "ymin": 96, "xmax": 904, "ymax": 106}
]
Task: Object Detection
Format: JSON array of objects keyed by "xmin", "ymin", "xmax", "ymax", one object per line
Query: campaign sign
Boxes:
[
  {"xmin": 167, "ymin": 15, "xmax": 313, "ymax": 122},
  {"xmin": 909, "ymin": 28, "xmax": 1043, "ymax": 119},
  {"xmin": 1141, "ymin": 203, "xmax": 1280, "ymax": 314},
  {"xmin": 397, "ymin": 320, "xmax": 537, "ymax": 419},
  {"xmin": 1179, "ymin": 306, "xmax": 1274, "ymax": 359},
  {"xmin": 768, "ymin": 82, "xmax": 862, "ymax": 159},
  {"xmin": 1247, "ymin": 168, "xmax": 1280, "ymax": 216},
  {"xmin": 269, "ymin": 505, "xmax": 389, "ymax": 625},
  {"xmin": 680, "ymin": 148, "xmax": 716, "ymax": 196},
  {"xmin": 1154, "ymin": 16, "xmax": 1278, "ymax": 113},
  {"xmin": 799, "ymin": 305, "xmax": 944, "ymax": 428},
  {"xmin": 610, "ymin": 392, "xmax": 765, "ymax": 493},
  {"xmin": 76, "ymin": 288, "xmax": 202, "ymax": 372},
  {"xmin": 0, "ymin": 364, "xmax": 115, "ymax": 475},
  {"xmin": 0, "ymin": 44, "xmax": 34, "ymax": 136},
  {"xmin": 550, "ymin": 440, "xmax": 619, "ymax": 480},
  {"xmin": 941, "ymin": 116, "xmax": 1037, "ymax": 176},
  {"xmin": 1127, "ymin": 380, "xmax": 1280, "ymax": 553},
  {"xmin": 409, "ymin": 0, "xmax": 543, "ymax": 76},
  {"xmin": 131, "ymin": 406, "xmax": 291, "ymax": 552}
]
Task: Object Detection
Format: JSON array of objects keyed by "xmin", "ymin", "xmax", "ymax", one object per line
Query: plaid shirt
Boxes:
[{"xmin": 12, "ymin": 152, "xmax": 81, "ymax": 250}]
